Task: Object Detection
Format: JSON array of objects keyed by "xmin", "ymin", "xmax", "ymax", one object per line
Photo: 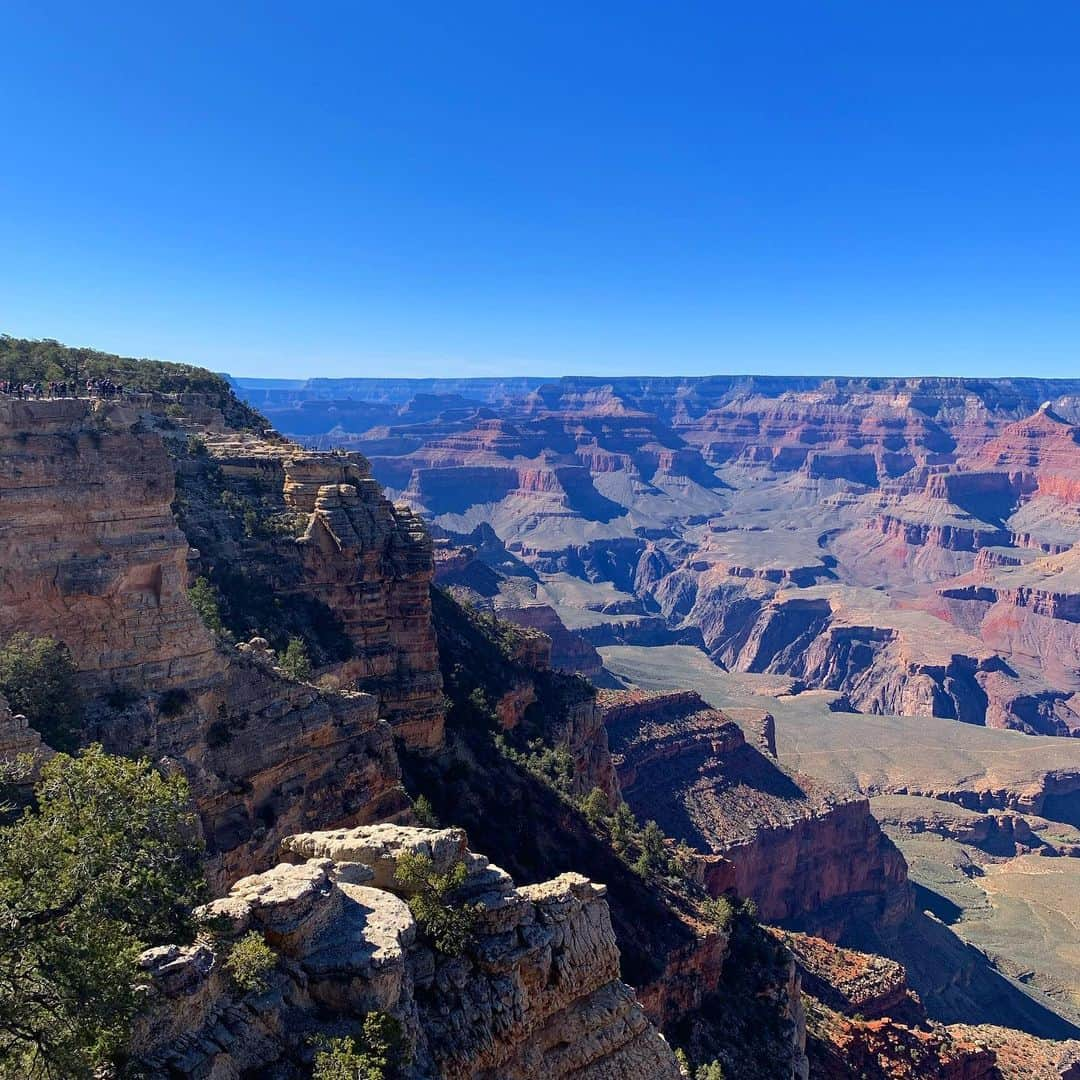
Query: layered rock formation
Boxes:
[
  {"xmin": 0, "ymin": 399, "xmax": 414, "ymax": 886},
  {"xmin": 235, "ymin": 374, "xmax": 1080, "ymax": 735},
  {"xmin": 598, "ymin": 689, "xmax": 912, "ymax": 934},
  {"xmin": 132, "ymin": 824, "xmax": 681, "ymax": 1079},
  {"xmin": 0, "ymin": 398, "xmax": 220, "ymax": 692},
  {"xmin": 190, "ymin": 433, "xmax": 445, "ymax": 749}
]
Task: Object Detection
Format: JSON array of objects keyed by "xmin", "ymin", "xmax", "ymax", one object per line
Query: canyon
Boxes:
[
  {"xmin": 243, "ymin": 375, "xmax": 1080, "ymax": 738},
  {"xmin": 232, "ymin": 370, "xmax": 1080, "ymax": 1067},
  {"xmin": 3, "ymin": 351, "xmax": 1080, "ymax": 1076}
]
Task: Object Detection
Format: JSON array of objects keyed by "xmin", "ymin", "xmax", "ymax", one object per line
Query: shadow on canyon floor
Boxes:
[{"xmin": 854, "ymin": 897, "xmax": 1080, "ymax": 1041}]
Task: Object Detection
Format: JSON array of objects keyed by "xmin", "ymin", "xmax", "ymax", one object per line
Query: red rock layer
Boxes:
[
  {"xmin": 598, "ymin": 689, "xmax": 913, "ymax": 932},
  {"xmin": 0, "ymin": 400, "xmax": 410, "ymax": 887}
]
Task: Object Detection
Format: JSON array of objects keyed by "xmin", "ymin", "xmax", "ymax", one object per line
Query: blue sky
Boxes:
[{"xmin": 3, "ymin": 3, "xmax": 1080, "ymax": 379}]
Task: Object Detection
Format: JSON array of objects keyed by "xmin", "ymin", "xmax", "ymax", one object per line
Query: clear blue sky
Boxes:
[{"xmin": 3, "ymin": 3, "xmax": 1080, "ymax": 379}]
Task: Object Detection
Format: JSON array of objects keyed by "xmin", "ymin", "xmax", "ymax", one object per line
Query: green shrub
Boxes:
[
  {"xmin": 610, "ymin": 802, "xmax": 635, "ymax": 850},
  {"xmin": 0, "ymin": 745, "xmax": 204, "ymax": 1076},
  {"xmin": 278, "ymin": 636, "xmax": 313, "ymax": 681},
  {"xmin": 580, "ymin": 787, "xmax": 610, "ymax": 827},
  {"xmin": 641, "ymin": 820, "xmax": 666, "ymax": 865},
  {"xmin": 494, "ymin": 732, "xmax": 575, "ymax": 796},
  {"xmin": 394, "ymin": 850, "xmax": 478, "ymax": 956},
  {"xmin": 312, "ymin": 1013, "xmax": 406, "ymax": 1080},
  {"xmin": 700, "ymin": 895, "xmax": 735, "ymax": 932},
  {"xmin": 0, "ymin": 633, "xmax": 82, "ymax": 751},
  {"xmin": 218, "ymin": 489, "xmax": 250, "ymax": 516},
  {"xmin": 186, "ymin": 434, "xmax": 208, "ymax": 456},
  {"xmin": 467, "ymin": 686, "xmax": 493, "ymax": 720},
  {"xmin": 225, "ymin": 931, "xmax": 277, "ymax": 993},
  {"xmin": 412, "ymin": 794, "xmax": 439, "ymax": 828},
  {"xmin": 261, "ymin": 510, "xmax": 309, "ymax": 538},
  {"xmin": 188, "ymin": 576, "xmax": 225, "ymax": 635}
]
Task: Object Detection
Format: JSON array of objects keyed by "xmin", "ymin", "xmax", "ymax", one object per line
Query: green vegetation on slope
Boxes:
[
  {"xmin": 0, "ymin": 335, "xmax": 266, "ymax": 430},
  {"xmin": 0, "ymin": 745, "xmax": 204, "ymax": 1078},
  {"xmin": 394, "ymin": 850, "xmax": 479, "ymax": 956},
  {"xmin": 0, "ymin": 633, "xmax": 82, "ymax": 751},
  {"xmin": 402, "ymin": 589, "xmax": 717, "ymax": 990},
  {"xmin": 311, "ymin": 1013, "xmax": 407, "ymax": 1080}
]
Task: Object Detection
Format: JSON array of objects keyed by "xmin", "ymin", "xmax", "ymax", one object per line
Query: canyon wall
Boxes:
[
  {"xmin": 0, "ymin": 399, "xmax": 431, "ymax": 886},
  {"xmin": 598, "ymin": 689, "xmax": 912, "ymax": 934},
  {"xmin": 192, "ymin": 432, "xmax": 446, "ymax": 749},
  {"xmin": 237, "ymin": 375, "xmax": 1080, "ymax": 735}
]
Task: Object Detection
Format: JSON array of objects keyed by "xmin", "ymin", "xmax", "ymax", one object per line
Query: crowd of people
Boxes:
[{"xmin": 0, "ymin": 377, "xmax": 127, "ymax": 399}]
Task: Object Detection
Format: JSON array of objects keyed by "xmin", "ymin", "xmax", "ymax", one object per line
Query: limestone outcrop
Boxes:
[
  {"xmin": 131, "ymin": 824, "xmax": 682, "ymax": 1079},
  {"xmin": 0, "ymin": 693, "xmax": 53, "ymax": 778}
]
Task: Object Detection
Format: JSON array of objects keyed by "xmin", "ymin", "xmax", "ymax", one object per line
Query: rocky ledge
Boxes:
[{"xmin": 131, "ymin": 824, "xmax": 681, "ymax": 1079}]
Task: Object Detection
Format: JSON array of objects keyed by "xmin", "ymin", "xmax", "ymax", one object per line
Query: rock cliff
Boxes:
[
  {"xmin": 598, "ymin": 689, "xmax": 912, "ymax": 933},
  {"xmin": 0, "ymin": 399, "xmax": 412, "ymax": 886},
  {"xmin": 132, "ymin": 824, "xmax": 681, "ymax": 1079},
  {"xmin": 184, "ymin": 432, "xmax": 445, "ymax": 749},
  {"xmin": 0, "ymin": 398, "xmax": 220, "ymax": 692}
]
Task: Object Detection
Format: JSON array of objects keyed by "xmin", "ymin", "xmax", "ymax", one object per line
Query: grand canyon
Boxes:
[{"xmin": 4, "ymin": 341, "xmax": 1080, "ymax": 1078}]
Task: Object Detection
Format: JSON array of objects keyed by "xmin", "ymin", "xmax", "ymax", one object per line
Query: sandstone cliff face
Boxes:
[
  {"xmin": 598, "ymin": 690, "xmax": 912, "ymax": 934},
  {"xmin": 289, "ymin": 456, "xmax": 444, "ymax": 748},
  {"xmin": 132, "ymin": 824, "xmax": 681, "ymax": 1079},
  {"xmin": 0, "ymin": 398, "xmax": 220, "ymax": 692},
  {"xmin": 0, "ymin": 400, "xmax": 410, "ymax": 886},
  {"xmin": 191, "ymin": 434, "xmax": 446, "ymax": 749}
]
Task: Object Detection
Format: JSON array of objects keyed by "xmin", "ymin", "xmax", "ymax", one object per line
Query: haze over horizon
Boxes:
[{"xmin": 5, "ymin": 3, "xmax": 1080, "ymax": 379}]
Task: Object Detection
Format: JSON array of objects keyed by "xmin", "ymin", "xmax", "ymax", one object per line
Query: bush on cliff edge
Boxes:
[
  {"xmin": 394, "ymin": 850, "xmax": 478, "ymax": 956},
  {"xmin": 0, "ymin": 745, "xmax": 204, "ymax": 1078}
]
